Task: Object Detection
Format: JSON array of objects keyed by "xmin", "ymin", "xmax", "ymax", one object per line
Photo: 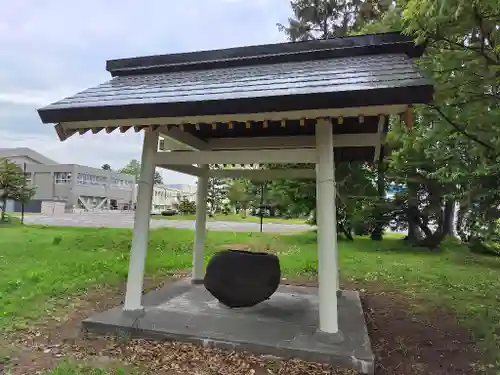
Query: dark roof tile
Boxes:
[
  {"xmin": 106, "ymin": 32, "xmax": 424, "ymax": 76},
  {"xmin": 41, "ymin": 54, "xmax": 430, "ymax": 116}
]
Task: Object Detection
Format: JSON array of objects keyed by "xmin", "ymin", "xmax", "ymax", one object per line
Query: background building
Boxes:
[
  {"xmin": 1, "ymin": 147, "xmax": 197, "ymax": 214},
  {"xmin": 0, "ymin": 148, "xmax": 136, "ymax": 212},
  {"xmin": 148, "ymin": 184, "xmax": 197, "ymax": 214}
]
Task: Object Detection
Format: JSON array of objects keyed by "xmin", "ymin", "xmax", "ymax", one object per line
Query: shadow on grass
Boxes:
[
  {"xmin": 286, "ymin": 231, "xmax": 445, "ymax": 257},
  {"xmin": 451, "ymin": 252, "xmax": 500, "ymax": 271},
  {"xmin": 282, "ymin": 231, "xmax": 317, "ymax": 246},
  {"xmin": 344, "ymin": 235, "xmax": 460, "ymax": 257}
]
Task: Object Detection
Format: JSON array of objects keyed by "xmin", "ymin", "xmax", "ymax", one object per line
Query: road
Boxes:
[{"xmin": 23, "ymin": 212, "xmax": 311, "ymax": 233}]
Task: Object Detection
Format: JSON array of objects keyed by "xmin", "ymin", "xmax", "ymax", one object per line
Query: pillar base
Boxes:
[
  {"xmin": 191, "ymin": 278, "xmax": 205, "ymax": 285},
  {"xmin": 122, "ymin": 307, "xmax": 146, "ymax": 319}
]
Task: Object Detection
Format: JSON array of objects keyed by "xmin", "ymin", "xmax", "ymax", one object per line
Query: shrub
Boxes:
[
  {"xmin": 177, "ymin": 198, "xmax": 196, "ymax": 215},
  {"xmin": 161, "ymin": 210, "xmax": 177, "ymax": 216}
]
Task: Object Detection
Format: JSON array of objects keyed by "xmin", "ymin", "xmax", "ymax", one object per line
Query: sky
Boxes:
[{"xmin": 0, "ymin": 0, "xmax": 292, "ymax": 184}]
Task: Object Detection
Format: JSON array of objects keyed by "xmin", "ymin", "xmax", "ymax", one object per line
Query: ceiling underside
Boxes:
[
  {"xmin": 166, "ymin": 116, "xmax": 388, "ymax": 139},
  {"xmin": 53, "ymin": 114, "xmax": 394, "ymax": 163}
]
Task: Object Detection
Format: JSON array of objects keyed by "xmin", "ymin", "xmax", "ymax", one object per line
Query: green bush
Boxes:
[{"xmin": 177, "ymin": 198, "xmax": 196, "ymax": 215}]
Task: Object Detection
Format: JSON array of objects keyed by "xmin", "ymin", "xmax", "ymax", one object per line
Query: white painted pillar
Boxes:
[
  {"xmin": 123, "ymin": 129, "xmax": 159, "ymax": 311},
  {"xmin": 192, "ymin": 165, "xmax": 209, "ymax": 283},
  {"xmin": 315, "ymin": 117, "xmax": 339, "ymax": 333}
]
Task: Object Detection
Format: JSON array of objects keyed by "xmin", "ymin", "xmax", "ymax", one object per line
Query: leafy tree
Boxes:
[
  {"xmin": 227, "ymin": 179, "xmax": 252, "ymax": 215},
  {"xmin": 206, "ymin": 165, "xmax": 230, "ymax": 215},
  {"xmin": 119, "ymin": 159, "xmax": 163, "ymax": 185},
  {"xmin": 277, "ymin": 0, "xmax": 392, "ymax": 40},
  {"xmin": 264, "ymin": 165, "xmax": 316, "ymax": 219},
  {"xmin": 246, "ymin": 181, "xmax": 284, "ymax": 218},
  {"xmin": 385, "ymin": 122, "xmax": 459, "ymax": 245},
  {"xmin": 262, "ymin": 162, "xmax": 379, "ymax": 239},
  {"xmin": 153, "ymin": 171, "xmax": 164, "ymax": 185},
  {"xmin": 101, "ymin": 164, "xmax": 111, "ymax": 170},
  {"xmin": 361, "ymin": 0, "xmax": 500, "ymax": 247},
  {"xmin": 0, "ymin": 159, "xmax": 36, "ymax": 221},
  {"xmin": 277, "ymin": 0, "xmax": 500, "ymax": 247},
  {"xmin": 119, "ymin": 159, "xmax": 141, "ymax": 177},
  {"xmin": 402, "ymin": 0, "xmax": 500, "ymax": 159},
  {"xmin": 277, "ymin": 1, "xmax": 389, "ymax": 239},
  {"xmin": 175, "ymin": 197, "xmax": 196, "ymax": 215}
]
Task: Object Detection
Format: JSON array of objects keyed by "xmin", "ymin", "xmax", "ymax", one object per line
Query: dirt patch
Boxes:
[
  {"xmin": 221, "ymin": 244, "xmax": 251, "ymax": 251},
  {"xmin": 285, "ymin": 278, "xmax": 486, "ymax": 374},
  {"xmin": 362, "ymin": 290, "xmax": 483, "ymax": 375},
  {"xmin": 2, "ymin": 276, "xmax": 487, "ymax": 375},
  {"xmin": 3, "ymin": 274, "xmax": 353, "ymax": 375},
  {"xmin": 3, "ymin": 272, "xmax": 188, "ymax": 375},
  {"xmin": 283, "ymin": 277, "xmax": 488, "ymax": 375},
  {"xmin": 68, "ymin": 338, "xmax": 357, "ymax": 375}
]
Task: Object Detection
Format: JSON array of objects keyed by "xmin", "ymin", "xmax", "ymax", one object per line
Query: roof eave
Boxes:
[{"xmin": 37, "ymin": 84, "xmax": 433, "ymax": 125}]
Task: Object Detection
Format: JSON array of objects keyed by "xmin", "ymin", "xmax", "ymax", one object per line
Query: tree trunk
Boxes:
[
  {"xmin": 456, "ymin": 201, "xmax": 471, "ymax": 241},
  {"xmin": 407, "ymin": 219, "xmax": 424, "ymax": 242},
  {"xmin": 0, "ymin": 196, "xmax": 6, "ymax": 221},
  {"xmin": 419, "ymin": 222, "xmax": 434, "ymax": 238},
  {"xmin": 338, "ymin": 222, "xmax": 354, "ymax": 241},
  {"xmin": 415, "ymin": 200, "xmax": 452, "ymax": 249},
  {"xmin": 441, "ymin": 199, "xmax": 455, "ymax": 236},
  {"xmin": 371, "ymin": 160, "xmax": 386, "ymax": 241},
  {"xmin": 406, "ymin": 184, "xmax": 423, "ymax": 243},
  {"xmin": 407, "ymin": 204, "xmax": 426, "ymax": 241}
]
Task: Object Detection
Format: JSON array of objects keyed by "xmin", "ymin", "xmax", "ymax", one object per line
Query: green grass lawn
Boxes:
[
  {"xmin": 0, "ymin": 226, "xmax": 499, "ymax": 372},
  {"xmin": 44, "ymin": 364, "xmax": 129, "ymax": 375},
  {"xmin": 6, "ymin": 212, "xmax": 38, "ymax": 216},
  {"xmin": 152, "ymin": 213, "xmax": 308, "ymax": 225}
]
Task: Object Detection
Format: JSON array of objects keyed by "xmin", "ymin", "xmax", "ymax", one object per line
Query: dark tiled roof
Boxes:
[
  {"xmin": 38, "ymin": 53, "xmax": 432, "ymax": 123},
  {"xmin": 50, "ymin": 54, "xmax": 427, "ymax": 108},
  {"xmin": 106, "ymin": 32, "xmax": 424, "ymax": 76}
]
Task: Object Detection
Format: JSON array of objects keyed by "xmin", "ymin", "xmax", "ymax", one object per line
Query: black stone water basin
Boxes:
[{"xmin": 204, "ymin": 249, "xmax": 281, "ymax": 308}]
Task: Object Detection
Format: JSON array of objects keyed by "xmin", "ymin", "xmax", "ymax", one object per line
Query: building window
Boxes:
[
  {"xmin": 77, "ymin": 173, "xmax": 86, "ymax": 185},
  {"xmin": 95, "ymin": 175, "xmax": 108, "ymax": 186},
  {"xmin": 77, "ymin": 173, "xmax": 108, "ymax": 186},
  {"xmin": 24, "ymin": 172, "xmax": 32, "ymax": 185},
  {"xmin": 112, "ymin": 178, "xmax": 133, "ymax": 190},
  {"xmin": 54, "ymin": 172, "xmax": 72, "ymax": 184}
]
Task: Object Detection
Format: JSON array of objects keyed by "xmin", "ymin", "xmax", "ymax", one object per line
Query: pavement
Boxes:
[{"xmin": 23, "ymin": 212, "xmax": 311, "ymax": 233}]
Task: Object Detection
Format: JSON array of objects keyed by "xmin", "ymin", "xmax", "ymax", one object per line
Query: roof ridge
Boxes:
[
  {"xmin": 106, "ymin": 32, "xmax": 424, "ymax": 77},
  {"xmin": 0, "ymin": 147, "xmax": 59, "ymax": 165}
]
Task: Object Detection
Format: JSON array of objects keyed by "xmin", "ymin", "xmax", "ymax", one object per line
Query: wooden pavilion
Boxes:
[{"xmin": 37, "ymin": 31, "xmax": 432, "ymax": 337}]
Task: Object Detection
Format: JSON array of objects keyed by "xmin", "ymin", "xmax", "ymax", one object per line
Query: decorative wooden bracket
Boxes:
[{"xmin": 403, "ymin": 107, "xmax": 413, "ymax": 130}]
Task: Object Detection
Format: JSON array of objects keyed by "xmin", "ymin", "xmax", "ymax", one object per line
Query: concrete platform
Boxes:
[{"xmin": 82, "ymin": 279, "xmax": 374, "ymax": 374}]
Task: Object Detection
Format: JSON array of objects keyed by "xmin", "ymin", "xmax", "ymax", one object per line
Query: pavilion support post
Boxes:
[
  {"xmin": 315, "ymin": 118, "xmax": 339, "ymax": 334},
  {"xmin": 192, "ymin": 165, "xmax": 209, "ymax": 284},
  {"xmin": 123, "ymin": 129, "xmax": 159, "ymax": 312}
]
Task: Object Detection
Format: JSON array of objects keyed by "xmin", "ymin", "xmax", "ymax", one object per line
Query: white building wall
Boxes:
[
  {"xmin": 4, "ymin": 199, "xmax": 15, "ymax": 212},
  {"xmin": 138, "ymin": 184, "xmax": 196, "ymax": 214}
]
